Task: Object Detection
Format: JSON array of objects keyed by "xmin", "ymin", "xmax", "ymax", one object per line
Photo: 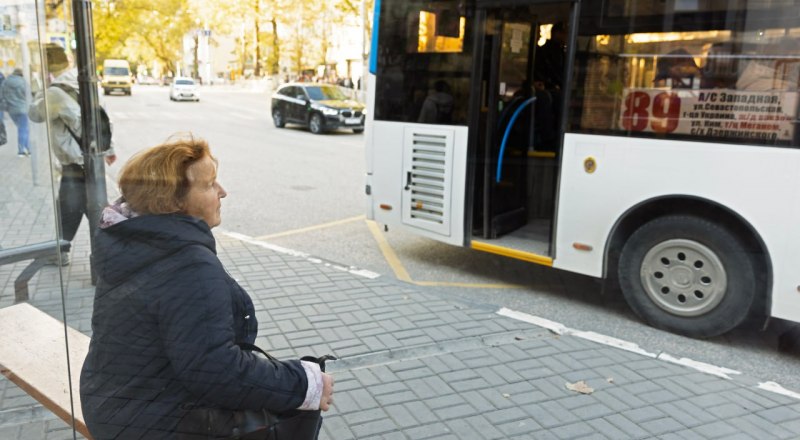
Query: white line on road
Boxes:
[
  {"xmin": 219, "ymin": 230, "xmax": 381, "ymax": 279},
  {"xmin": 495, "ymin": 307, "xmax": 800, "ymax": 400}
]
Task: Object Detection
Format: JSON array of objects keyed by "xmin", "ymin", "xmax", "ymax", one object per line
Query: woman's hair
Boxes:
[{"xmin": 118, "ymin": 135, "xmax": 212, "ymax": 214}]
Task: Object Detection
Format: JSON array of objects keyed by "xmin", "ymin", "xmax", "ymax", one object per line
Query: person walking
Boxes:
[
  {"xmin": 28, "ymin": 44, "xmax": 116, "ymax": 265},
  {"xmin": 2, "ymin": 68, "xmax": 31, "ymax": 156}
]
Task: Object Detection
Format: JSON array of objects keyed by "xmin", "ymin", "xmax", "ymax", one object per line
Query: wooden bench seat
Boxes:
[{"xmin": 0, "ymin": 303, "xmax": 92, "ymax": 439}]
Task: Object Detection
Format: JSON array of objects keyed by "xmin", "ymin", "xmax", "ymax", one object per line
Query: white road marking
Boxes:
[
  {"xmin": 219, "ymin": 230, "xmax": 381, "ymax": 279},
  {"xmin": 758, "ymin": 381, "xmax": 800, "ymax": 400},
  {"xmin": 657, "ymin": 353, "xmax": 741, "ymax": 380},
  {"xmin": 496, "ymin": 307, "xmax": 799, "ymax": 399}
]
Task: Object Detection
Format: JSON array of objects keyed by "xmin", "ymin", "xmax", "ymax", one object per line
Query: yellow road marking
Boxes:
[
  {"xmin": 366, "ymin": 220, "xmax": 520, "ymax": 289},
  {"xmin": 255, "ymin": 215, "xmax": 366, "ymax": 240},
  {"xmin": 415, "ymin": 281, "xmax": 523, "ymax": 288},
  {"xmin": 365, "ymin": 220, "xmax": 413, "ymax": 283}
]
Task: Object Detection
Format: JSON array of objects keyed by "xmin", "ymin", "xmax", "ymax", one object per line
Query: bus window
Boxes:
[
  {"xmin": 374, "ymin": 1, "xmax": 472, "ymax": 125},
  {"xmin": 570, "ymin": 1, "xmax": 800, "ymax": 147}
]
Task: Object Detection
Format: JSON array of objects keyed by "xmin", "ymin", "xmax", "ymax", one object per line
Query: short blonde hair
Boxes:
[{"xmin": 119, "ymin": 136, "xmax": 213, "ymax": 215}]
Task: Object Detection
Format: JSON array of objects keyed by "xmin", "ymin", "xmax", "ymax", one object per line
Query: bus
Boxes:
[{"xmin": 363, "ymin": 0, "xmax": 800, "ymax": 338}]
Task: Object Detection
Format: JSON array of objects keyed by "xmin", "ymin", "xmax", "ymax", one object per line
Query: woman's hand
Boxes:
[{"xmin": 319, "ymin": 373, "xmax": 334, "ymax": 411}]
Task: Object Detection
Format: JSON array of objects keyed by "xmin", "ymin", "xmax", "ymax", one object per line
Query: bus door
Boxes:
[{"xmin": 470, "ymin": 1, "xmax": 573, "ymax": 257}]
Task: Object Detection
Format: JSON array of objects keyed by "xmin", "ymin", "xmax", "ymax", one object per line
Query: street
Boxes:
[{"xmin": 104, "ymin": 85, "xmax": 800, "ymax": 393}]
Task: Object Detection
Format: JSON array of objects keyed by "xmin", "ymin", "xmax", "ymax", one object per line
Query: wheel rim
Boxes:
[
  {"xmin": 274, "ymin": 111, "xmax": 282, "ymax": 125},
  {"xmin": 639, "ymin": 239, "xmax": 727, "ymax": 317},
  {"xmin": 310, "ymin": 115, "xmax": 321, "ymax": 132}
]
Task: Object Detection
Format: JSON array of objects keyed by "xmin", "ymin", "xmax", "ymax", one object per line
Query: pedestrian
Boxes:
[
  {"xmin": 2, "ymin": 68, "xmax": 31, "ymax": 156},
  {"xmin": 534, "ymin": 22, "xmax": 568, "ymax": 91},
  {"xmin": 79, "ymin": 136, "xmax": 334, "ymax": 439},
  {"xmin": 417, "ymin": 79, "xmax": 454, "ymax": 124},
  {"xmin": 28, "ymin": 44, "xmax": 116, "ymax": 265}
]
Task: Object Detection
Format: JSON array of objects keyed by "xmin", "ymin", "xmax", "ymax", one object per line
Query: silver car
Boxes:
[{"xmin": 169, "ymin": 77, "xmax": 200, "ymax": 102}]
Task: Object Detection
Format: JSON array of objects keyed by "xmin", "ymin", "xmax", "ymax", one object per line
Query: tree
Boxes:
[{"xmin": 93, "ymin": 0, "xmax": 195, "ymax": 76}]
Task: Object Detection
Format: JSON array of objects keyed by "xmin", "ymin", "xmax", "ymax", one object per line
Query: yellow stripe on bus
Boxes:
[
  {"xmin": 471, "ymin": 241, "xmax": 554, "ymax": 267},
  {"xmin": 528, "ymin": 151, "xmax": 556, "ymax": 159}
]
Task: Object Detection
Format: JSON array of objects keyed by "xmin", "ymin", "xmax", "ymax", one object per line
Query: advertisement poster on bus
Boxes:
[{"xmin": 619, "ymin": 88, "xmax": 798, "ymax": 142}]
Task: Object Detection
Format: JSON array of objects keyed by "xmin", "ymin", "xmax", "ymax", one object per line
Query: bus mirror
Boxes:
[{"xmin": 436, "ymin": 10, "xmax": 461, "ymax": 38}]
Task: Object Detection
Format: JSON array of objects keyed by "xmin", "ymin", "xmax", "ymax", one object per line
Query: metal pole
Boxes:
[{"xmin": 72, "ymin": 0, "xmax": 107, "ymax": 283}]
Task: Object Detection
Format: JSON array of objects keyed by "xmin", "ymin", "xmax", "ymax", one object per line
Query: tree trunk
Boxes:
[
  {"xmin": 192, "ymin": 33, "xmax": 199, "ymax": 80},
  {"xmin": 254, "ymin": 0, "xmax": 261, "ymax": 77},
  {"xmin": 270, "ymin": 17, "xmax": 279, "ymax": 76}
]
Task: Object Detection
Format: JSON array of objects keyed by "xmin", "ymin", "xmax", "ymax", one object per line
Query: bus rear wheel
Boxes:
[{"xmin": 618, "ymin": 215, "xmax": 757, "ymax": 338}]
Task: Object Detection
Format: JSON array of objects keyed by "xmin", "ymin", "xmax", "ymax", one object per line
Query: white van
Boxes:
[{"xmin": 102, "ymin": 59, "xmax": 132, "ymax": 95}]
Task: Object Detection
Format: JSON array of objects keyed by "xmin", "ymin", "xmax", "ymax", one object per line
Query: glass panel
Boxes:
[
  {"xmin": 0, "ymin": 0, "xmax": 80, "ymax": 438},
  {"xmin": 374, "ymin": 0, "xmax": 473, "ymax": 125},
  {"xmin": 571, "ymin": 0, "xmax": 800, "ymax": 147}
]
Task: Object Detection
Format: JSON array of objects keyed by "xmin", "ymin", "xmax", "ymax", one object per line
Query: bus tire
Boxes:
[
  {"xmin": 309, "ymin": 113, "xmax": 324, "ymax": 134},
  {"xmin": 273, "ymin": 108, "xmax": 286, "ymax": 128},
  {"xmin": 618, "ymin": 215, "xmax": 756, "ymax": 338}
]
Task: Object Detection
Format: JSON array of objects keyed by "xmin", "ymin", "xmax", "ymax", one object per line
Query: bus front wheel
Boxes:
[{"xmin": 618, "ymin": 215, "xmax": 756, "ymax": 338}]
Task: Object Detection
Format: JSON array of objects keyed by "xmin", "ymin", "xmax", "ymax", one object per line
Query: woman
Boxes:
[{"xmin": 80, "ymin": 136, "xmax": 333, "ymax": 439}]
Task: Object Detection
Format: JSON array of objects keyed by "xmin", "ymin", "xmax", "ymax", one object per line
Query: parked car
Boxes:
[
  {"xmin": 271, "ymin": 83, "xmax": 365, "ymax": 134},
  {"xmin": 169, "ymin": 77, "xmax": 199, "ymax": 102}
]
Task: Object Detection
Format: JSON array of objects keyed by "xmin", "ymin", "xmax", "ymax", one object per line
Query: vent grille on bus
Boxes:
[{"xmin": 408, "ymin": 133, "xmax": 447, "ymax": 224}]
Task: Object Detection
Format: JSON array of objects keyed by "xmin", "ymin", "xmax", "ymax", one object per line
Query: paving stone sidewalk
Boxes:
[{"xmin": 2, "ymin": 141, "xmax": 800, "ymax": 439}]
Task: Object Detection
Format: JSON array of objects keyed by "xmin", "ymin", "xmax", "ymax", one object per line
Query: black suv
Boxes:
[{"xmin": 271, "ymin": 83, "xmax": 365, "ymax": 134}]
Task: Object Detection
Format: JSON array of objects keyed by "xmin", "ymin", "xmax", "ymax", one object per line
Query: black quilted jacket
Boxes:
[{"xmin": 80, "ymin": 214, "xmax": 307, "ymax": 439}]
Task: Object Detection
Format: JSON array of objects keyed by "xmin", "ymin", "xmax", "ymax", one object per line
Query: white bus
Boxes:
[{"xmin": 364, "ymin": 0, "xmax": 800, "ymax": 338}]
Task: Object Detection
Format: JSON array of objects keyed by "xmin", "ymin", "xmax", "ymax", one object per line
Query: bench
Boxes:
[
  {"xmin": 0, "ymin": 240, "xmax": 71, "ymax": 302},
  {"xmin": 0, "ymin": 303, "xmax": 92, "ymax": 439}
]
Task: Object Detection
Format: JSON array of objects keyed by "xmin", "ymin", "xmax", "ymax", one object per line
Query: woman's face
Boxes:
[{"xmin": 182, "ymin": 155, "xmax": 227, "ymax": 228}]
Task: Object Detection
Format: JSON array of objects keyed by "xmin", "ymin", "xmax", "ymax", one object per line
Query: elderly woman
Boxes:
[{"xmin": 80, "ymin": 136, "xmax": 333, "ymax": 439}]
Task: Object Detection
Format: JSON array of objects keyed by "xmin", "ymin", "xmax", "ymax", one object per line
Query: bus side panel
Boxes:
[
  {"xmin": 365, "ymin": 74, "xmax": 377, "ymax": 219},
  {"xmin": 367, "ymin": 121, "xmax": 469, "ymax": 247},
  {"xmin": 554, "ymin": 133, "xmax": 800, "ymax": 322}
]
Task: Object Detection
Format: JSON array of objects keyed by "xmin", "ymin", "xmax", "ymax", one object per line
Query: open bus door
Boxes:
[{"xmin": 469, "ymin": 1, "xmax": 575, "ymax": 261}]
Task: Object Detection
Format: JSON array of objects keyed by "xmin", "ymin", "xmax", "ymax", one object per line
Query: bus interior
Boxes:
[{"xmin": 469, "ymin": 3, "xmax": 572, "ymax": 259}]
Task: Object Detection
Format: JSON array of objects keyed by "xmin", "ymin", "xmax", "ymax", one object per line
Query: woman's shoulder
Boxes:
[{"xmin": 170, "ymin": 244, "xmax": 222, "ymax": 271}]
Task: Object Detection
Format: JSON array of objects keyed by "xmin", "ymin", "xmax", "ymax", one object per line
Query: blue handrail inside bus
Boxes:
[
  {"xmin": 369, "ymin": 0, "xmax": 382, "ymax": 74},
  {"xmin": 496, "ymin": 96, "xmax": 536, "ymax": 183}
]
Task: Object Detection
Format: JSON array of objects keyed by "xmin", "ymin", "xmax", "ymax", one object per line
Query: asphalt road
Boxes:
[{"xmin": 103, "ymin": 85, "xmax": 800, "ymax": 392}]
